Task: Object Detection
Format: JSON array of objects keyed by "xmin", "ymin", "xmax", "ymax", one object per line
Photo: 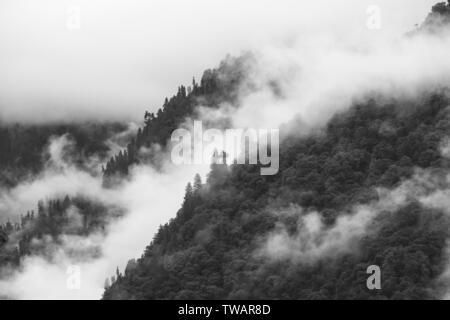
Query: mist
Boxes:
[
  {"xmin": 0, "ymin": 0, "xmax": 438, "ymax": 123},
  {"xmin": 0, "ymin": 134, "xmax": 211, "ymax": 299},
  {"xmin": 193, "ymin": 31, "xmax": 450, "ymax": 133},
  {"xmin": 258, "ymin": 167, "xmax": 447, "ymax": 263}
]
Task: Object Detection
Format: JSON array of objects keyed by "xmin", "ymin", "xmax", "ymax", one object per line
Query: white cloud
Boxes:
[
  {"xmin": 0, "ymin": 0, "xmax": 439, "ymax": 123},
  {"xmin": 260, "ymin": 167, "xmax": 450, "ymax": 264},
  {"xmin": 0, "ymin": 134, "xmax": 211, "ymax": 299}
]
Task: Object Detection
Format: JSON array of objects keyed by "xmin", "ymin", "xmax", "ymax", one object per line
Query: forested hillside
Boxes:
[
  {"xmin": 101, "ymin": 2, "xmax": 450, "ymax": 300},
  {"xmin": 102, "ymin": 54, "xmax": 252, "ymax": 179},
  {"xmin": 0, "ymin": 122, "xmax": 128, "ymax": 287},
  {"xmin": 1, "ymin": 0, "xmax": 450, "ymax": 301},
  {"xmin": 0, "ymin": 122, "xmax": 126, "ymax": 187},
  {"xmin": 0, "ymin": 195, "xmax": 122, "ymax": 270},
  {"xmin": 102, "ymin": 90, "xmax": 450, "ymax": 299}
]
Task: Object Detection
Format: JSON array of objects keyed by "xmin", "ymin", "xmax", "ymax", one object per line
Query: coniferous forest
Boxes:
[{"xmin": 1, "ymin": 0, "xmax": 450, "ymax": 302}]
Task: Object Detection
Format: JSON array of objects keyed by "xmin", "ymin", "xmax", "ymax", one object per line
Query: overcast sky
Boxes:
[{"xmin": 0, "ymin": 0, "xmax": 439, "ymax": 123}]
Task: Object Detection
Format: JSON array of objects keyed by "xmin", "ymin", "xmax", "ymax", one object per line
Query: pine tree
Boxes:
[
  {"xmin": 38, "ymin": 200, "xmax": 45, "ymax": 217},
  {"xmin": 193, "ymin": 174, "xmax": 202, "ymax": 191},
  {"xmin": 63, "ymin": 195, "xmax": 71, "ymax": 210},
  {"xmin": 184, "ymin": 182, "xmax": 193, "ymax": 202},
  {"xmin": 0, "ymin": 229, "xmax": 8, "ymax": 247}
]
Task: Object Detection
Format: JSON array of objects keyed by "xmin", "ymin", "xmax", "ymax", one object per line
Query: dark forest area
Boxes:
[
  {"xmin": 103, "ymin": 90, "xmax": 450, "ymax": 299},
  {"xmin": 102, "ymin": 3, "xmax": 450, "ymax": 299}
]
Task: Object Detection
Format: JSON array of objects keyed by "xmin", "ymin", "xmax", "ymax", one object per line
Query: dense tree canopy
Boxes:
[
  {"xmin": 103, "ymin": 88, "xmax": 450, "ymax": 299},
  {"xmin": 102, "ymin": 54, "xmax": 253, "ymax": 181},
  {"xmin": 0, "ymin": 122, "xmax": 126, "ymax": 187},
  {"xmin": 102, "ymin": 7, "xmax": 450, "ymax": 297},
  {"xmin": 0, "ymin": 195, "xmax": 123, "ymax": 269}
]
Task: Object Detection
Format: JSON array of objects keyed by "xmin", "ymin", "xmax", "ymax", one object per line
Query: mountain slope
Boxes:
[
  {"xmin": 0, "ymin": 122, "xmax": 126, "ymax": 187},
  {"xmin": 103, "ymin": 91, "xmax": 450, "ymax": 299},
  {"xmin": 103, "ymin": 2, "xmax": 450, "ymax": 300},
  {"xmin": 102, "ymin": 54, "xmax": 252, "ymax": 181}
]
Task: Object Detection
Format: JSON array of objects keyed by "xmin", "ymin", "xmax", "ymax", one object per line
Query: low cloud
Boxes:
[
  {"xmin": 0, "ymin": 134, "xmax": 211, "ymax": 299},
  {"xmin": 259, "ymin": 165, "xmax": 450, "ymax": 264},
  {"xmin": 196, "ymin": 31, "xmax": 450, "ymax": 134},
  {"xmin": 0, "ymin": 0, "xmax": 439, "ymax": 123}
]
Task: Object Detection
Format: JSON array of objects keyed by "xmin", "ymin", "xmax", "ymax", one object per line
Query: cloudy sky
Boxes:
[{"xmin": 0, "ymin": 0, "xmax": 438, "ymax": 123}]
